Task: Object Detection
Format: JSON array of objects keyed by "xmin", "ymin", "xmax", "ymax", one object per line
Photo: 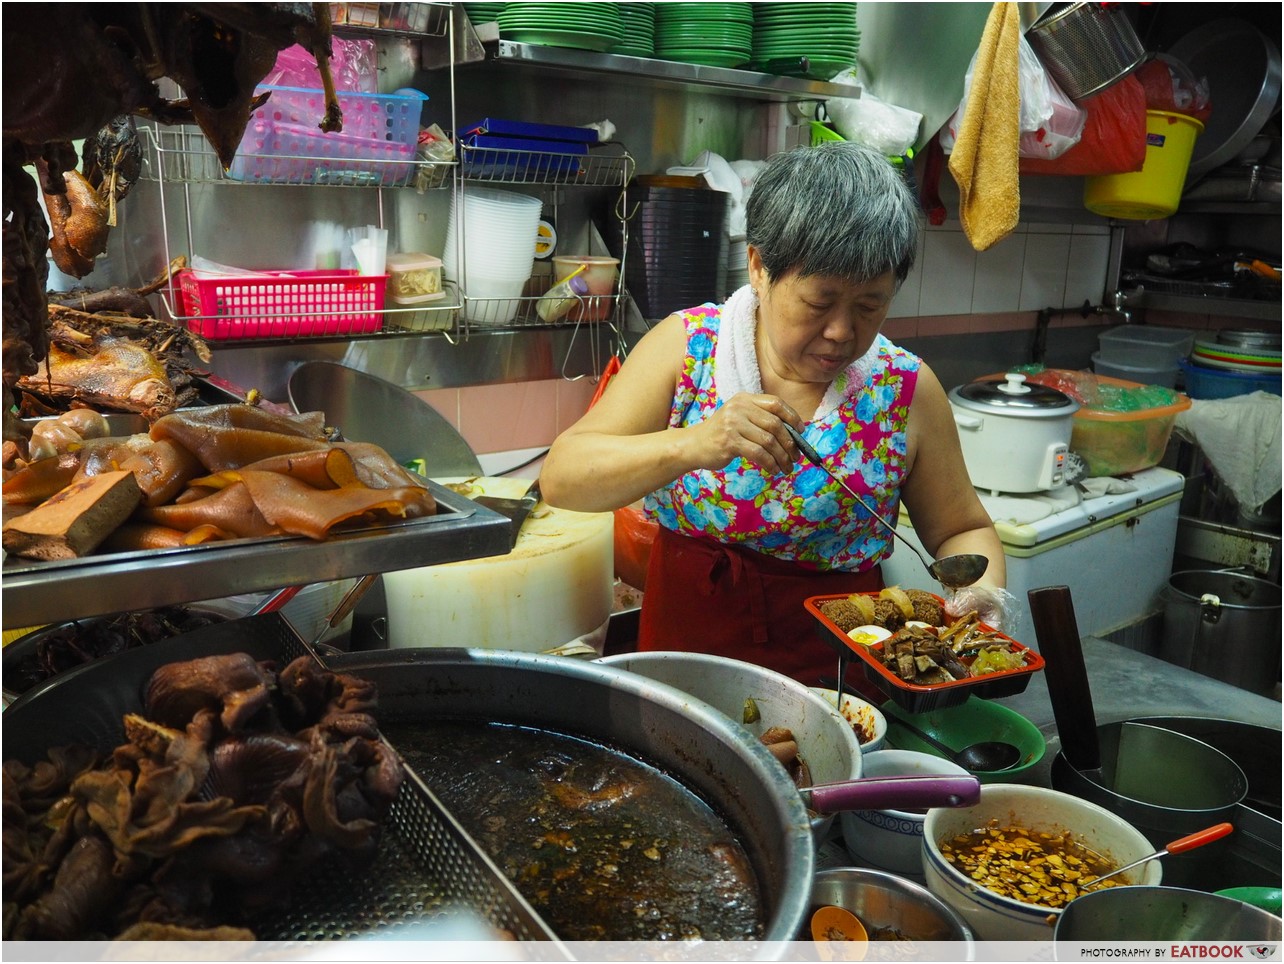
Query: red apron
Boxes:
[{"xmin": 637, "ymin": 526, "xmax": 886, "ymax": 690}]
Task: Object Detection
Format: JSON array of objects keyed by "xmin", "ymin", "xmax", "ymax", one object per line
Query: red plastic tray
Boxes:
[{"xmin": 805, "ymin": 592, "xmax": 1046, "ymax": 713}]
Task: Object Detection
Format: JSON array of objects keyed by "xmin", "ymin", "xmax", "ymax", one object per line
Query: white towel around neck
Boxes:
[{"xmin": 713, "ymin": 284, "xmax": 880, "ymax": 420}]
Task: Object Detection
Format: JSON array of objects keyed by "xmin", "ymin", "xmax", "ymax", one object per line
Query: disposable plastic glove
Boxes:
[{"xmin": 944, "ymin": 586, "xmax": 1019, "ymax": 635}]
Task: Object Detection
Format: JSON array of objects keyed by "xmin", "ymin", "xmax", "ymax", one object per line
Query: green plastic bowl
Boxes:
[
  {"xmin": 1215, "ymin": 887, "xmax": 1283, "ymax": 916},
  {"xmin": 882, "ymin": 695, "xmax": 1046, "ymax": 783}
]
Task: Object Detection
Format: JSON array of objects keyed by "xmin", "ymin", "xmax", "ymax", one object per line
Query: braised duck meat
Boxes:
[
  {"xmin": 880, "ymin": 625, "xmax": 972, "ymax": 684},
  {"xmin": 3, "ymin": 3, "xmax": 338, "ymax": 463},
  {"xmin": 3, "ymin": 654, "xmax": 403, "ymax": 940}
]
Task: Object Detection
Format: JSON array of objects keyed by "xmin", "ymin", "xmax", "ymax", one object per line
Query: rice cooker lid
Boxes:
[{"xmin": 951, "ymin": 373, "xmax": 1079, "ymax": 418}]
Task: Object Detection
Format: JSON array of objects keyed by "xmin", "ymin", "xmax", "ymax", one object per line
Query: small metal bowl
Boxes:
[{"xmin": 808, "ymin": 867, "xmax": 976, "ymax": 953}]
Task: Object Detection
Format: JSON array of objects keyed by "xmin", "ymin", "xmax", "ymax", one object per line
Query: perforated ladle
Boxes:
[{"xmin": 784, "ymin": 424, "xmax": 989, "ymax": 591}]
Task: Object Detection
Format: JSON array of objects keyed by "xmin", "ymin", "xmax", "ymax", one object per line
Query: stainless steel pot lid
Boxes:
[
  {"xmin": 1218, "ymin": 328, "xmax": 1283, "ymax": 350},
  {"xmin": 950, "ymin": 373, "xmax": 1080, "ymax": 417}
]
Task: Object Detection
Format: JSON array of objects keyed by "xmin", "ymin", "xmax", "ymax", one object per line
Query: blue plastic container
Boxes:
[{"xmin": 1180, "ymin": 359, "xmax": 1282, "ymax": 399}]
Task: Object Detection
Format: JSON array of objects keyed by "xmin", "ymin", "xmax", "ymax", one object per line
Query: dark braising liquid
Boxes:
[{"xmin": 384, "ymin": 720, "xmax": 765, "ymax": 941}]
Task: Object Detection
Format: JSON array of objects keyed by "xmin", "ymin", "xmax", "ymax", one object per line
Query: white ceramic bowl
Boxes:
[
  {"xmin": 840, "ymin": 749, "xmax": 969, "ymax": 878},
  {"xmin": 597, "ymin": 652, "xmax": 862, "ymax": 840},
  {"xmin": 922, "ymin": 784, "xmax": 1161, "ymax": 941},
  {"xmin": 808, "ymin": 688, "xmax": 888, "ymax": 753}
]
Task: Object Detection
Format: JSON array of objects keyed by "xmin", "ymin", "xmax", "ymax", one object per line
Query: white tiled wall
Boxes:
[{"xmin": 890, "ymin": 218, "xmax": 1113, "ymax": 319}]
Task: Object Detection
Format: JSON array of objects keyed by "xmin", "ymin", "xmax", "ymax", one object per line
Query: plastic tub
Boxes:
[
  {"xmin": 386, "ymin": 252, "xmax": 444, "ymax": 305},
  {"xmin": 1070, "ymin": 374, "xmax": 1192, "ymax": 477},
  {"xmin": 1180, "ymin": 359, "xmax": 1283, "ymax": 399},
  {"xmin": 1098, "ymin": 324, "xmax": 1196, "ymax": 367},
  {"xmin": 1084, "ymin": 110, "xmax": 1204, "ymax": 220},
  {"xmin": 1091, "ymin": 350, "xmax": 1179, "ymax": 388}
]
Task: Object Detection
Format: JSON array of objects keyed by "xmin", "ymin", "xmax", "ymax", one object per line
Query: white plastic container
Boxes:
[
  {"xmin": 1091, "ymin": 349, "xmax": 1179, "ymax": 388},
  {"xmin": 1097, "ymin": 325, "xmax": 1195, "ymax": 368}
]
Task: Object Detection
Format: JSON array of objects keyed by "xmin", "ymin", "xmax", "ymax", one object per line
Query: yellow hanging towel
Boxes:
[{"xmin": 948, "ymin": 1, "xmax": 1021, "ymax": 252}]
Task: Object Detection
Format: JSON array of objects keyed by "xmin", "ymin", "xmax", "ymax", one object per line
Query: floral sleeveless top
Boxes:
[{"xmin": 643, "ymin": 303, "xmax": 921, "ymax": 572}]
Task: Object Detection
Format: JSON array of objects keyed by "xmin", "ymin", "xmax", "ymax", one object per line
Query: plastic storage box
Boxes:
[
  {"xmin": 1091, "ymin": 349, "xmax": 1180, "ymax": 388},
  {"xmin": 1180, "ymin": 359, "xmax": 1283, "ymax": 399},
  {"xmin": 1097, "ymin": 324, "xmax": 1196, "ymax": 367},
  {"xmin": 174, "ymin": 268, "xmax": 385, "ymax": 339},
  {"xmin": 386, "ymin": 253, "xmax": 444, "ymax": 305},
  {"xmin": 227, "ymin": 86, "xmax": 427, "ymax": 186},
  {"xmin": 1070, "ymin": 374, "xmax": 1192, "ymax": 477}
]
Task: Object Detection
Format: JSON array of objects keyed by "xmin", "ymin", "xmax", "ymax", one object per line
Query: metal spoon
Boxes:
[
  {"xmin": 889, "ymin": 713, "xmax": 1024, "ymax": 773},
  {"xmin": 1080, "ymin": 822, "xmax": 1234, "ymax": 891},
  {"xmin": 783, "ymin": 424, "xmax": 989, "ymax": 591}
]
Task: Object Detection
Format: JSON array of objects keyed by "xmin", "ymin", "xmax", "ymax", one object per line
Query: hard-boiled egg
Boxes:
[{"xmin": 846, "ymin": 624, "xmax": 892, "ymax": 647}]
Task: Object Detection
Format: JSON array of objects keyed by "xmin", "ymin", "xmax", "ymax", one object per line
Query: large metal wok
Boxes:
[{"xmin": 2, "ymin": 620, "xmax": 817, "ymax": 948}]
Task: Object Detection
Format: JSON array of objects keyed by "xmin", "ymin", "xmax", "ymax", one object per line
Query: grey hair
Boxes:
[{"xmin": 745, "ymin": 141, "xmax": 919, "ymax": 285}]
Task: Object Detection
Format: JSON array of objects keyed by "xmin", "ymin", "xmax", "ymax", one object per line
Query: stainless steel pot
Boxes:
[
  {"xmin": 1029, "ymin": 587, "xmax": 1255, "ymax": 892},
  {"xmin": 948, "ymin": 373, "xmax": 1080, "ymax": 494},
  {"xmin": 334, "ymin": 648, "xmax": 816, "ymax": 943}
]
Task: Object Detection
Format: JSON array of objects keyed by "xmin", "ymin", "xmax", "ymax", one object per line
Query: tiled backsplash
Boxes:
[
  {"xmin": 890, "ymin": 218, "xmax": 1113, "ymax": 320},
  {"xmin": 428, "ymin": 217, "xmax": 1260, "ymax": 461}
]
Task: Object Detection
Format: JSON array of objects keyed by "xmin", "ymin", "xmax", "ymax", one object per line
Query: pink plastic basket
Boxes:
[{"xmin": 175, "ymin": 269, "xmax": 386, "ymax": 340}]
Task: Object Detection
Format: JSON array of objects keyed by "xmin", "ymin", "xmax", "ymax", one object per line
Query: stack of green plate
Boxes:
[
  {"xmin": 654, "ymin": 2, "xmax": 753, "ymax": 68},
  {"xmin": 751, "ymin": 2, "xmax": 860, "ymax": 79},
  {"xmin": 463, "ymin": 3, "xmax": 506, "ymax": 26},
  {"xmin": 609, "ymin": 3, "xmax": 656, "ymax": 57},
  {"xmin": 497, "ymin": 2, "xmax": 625, "ymax": 52}
]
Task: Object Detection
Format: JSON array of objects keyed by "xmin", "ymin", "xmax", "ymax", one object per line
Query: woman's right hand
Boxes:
[{"xmin": 690, "ymin": 393, "xmax": 801, "ymax": 476}]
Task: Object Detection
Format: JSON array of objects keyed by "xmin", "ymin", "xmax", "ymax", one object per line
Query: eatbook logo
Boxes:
[{"xmin": 1247, "ymin": 947, "xmax": 1276, "ymax": 960}]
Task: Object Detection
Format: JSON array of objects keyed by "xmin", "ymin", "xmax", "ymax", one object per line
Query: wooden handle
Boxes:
[{"xmin": 1027, "ymin": 585, "xmax": 1101, "ymax": 772}]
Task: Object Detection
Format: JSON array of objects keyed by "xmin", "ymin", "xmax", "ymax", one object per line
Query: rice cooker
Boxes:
[{"xmin": 948, "ymin": 373, "xmax": 1080, "ymax": 494}]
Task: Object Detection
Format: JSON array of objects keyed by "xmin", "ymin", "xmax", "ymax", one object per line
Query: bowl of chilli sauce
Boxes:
[{"xmin": 922, "ymin": 784, "xmax": 1159, "ymax": 940}]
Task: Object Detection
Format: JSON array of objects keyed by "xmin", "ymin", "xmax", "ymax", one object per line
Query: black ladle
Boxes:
[
  {"xmin": 889, "ymin": 713, "xmax": 1023, "ymax": 773},
  {"xmin": 783, "ymin": 424, "xmax": 989, "ymax": 591}
]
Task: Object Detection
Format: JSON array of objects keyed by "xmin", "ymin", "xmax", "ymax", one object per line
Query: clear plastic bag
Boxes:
[
  {"xmin": 264, "ymin": 39, "xmax": 378, "ymax": 93},
  {"xmin": 824, "ymin": 72, "xmax": 923, "ymax": 157},
  {"xmin": 940, "ymin": 32, "xmax": 1086, "ymax": 160}
]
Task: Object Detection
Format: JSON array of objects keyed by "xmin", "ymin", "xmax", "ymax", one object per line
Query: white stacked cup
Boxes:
[{"xmin": 443, "ymin": 187, "xmax": 543, "ymax": 325}]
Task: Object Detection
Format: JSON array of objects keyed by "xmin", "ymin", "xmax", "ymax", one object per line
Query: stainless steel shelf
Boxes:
[
  {"xmin": 487, "ymin": 41, "xmax": 862, "ymax": 103},
  {"xmin": 1, "ymin": 482, "xmax": 512, "ymax": 630},
  {"xmin": 1130, "ymin": 288, "xmax": 1282, "ymax": 322}
]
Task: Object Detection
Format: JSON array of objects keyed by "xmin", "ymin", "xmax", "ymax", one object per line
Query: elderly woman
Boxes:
[{"xmin": 540, "ymin": 141, "xmax": 1005, "ymax": 685}]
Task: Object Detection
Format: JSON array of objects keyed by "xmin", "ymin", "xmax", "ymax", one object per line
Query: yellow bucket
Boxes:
[{"xmin": 1084, "ymin": 110, "xmax": 1204, "ymax": 220}]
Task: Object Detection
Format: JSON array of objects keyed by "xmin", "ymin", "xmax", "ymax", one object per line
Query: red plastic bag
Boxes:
[
  {"xmin": 614, "ymin": 504, "xmax": 655, "ymax": 591},
  {"xmin": 1019, "ymin": 75, "xmax": 1147, "ymax": 176},
  {"xmin": 589, "ymin": 357, "xmax": 658, "ymax": 591}
]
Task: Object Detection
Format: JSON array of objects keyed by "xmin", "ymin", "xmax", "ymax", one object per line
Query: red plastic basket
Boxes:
[{"xmin": 174, "ymin": 269, "xmax": 386, "ymax": 339}]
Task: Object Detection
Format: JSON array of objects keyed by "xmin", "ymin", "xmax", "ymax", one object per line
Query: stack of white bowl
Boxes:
[
  {"xmin": 443, "ymin": 187, "xmax": 543, "ymax": 325},
  {"xmin": 726, "ymin": 234, "xmax": 750, "ymax": 296}
]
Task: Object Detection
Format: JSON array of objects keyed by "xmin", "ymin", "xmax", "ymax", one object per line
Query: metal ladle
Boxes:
[
  {"xmin": 784, "ymin": 424, "xmax": 989, "ymax": 591},
  {"xmin": 888, "ymin": 713, "xmax": 1023, "ymax": 773}
]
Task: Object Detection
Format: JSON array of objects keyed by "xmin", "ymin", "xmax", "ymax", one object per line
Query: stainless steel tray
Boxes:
[{"xmin": 2, "ymin": 480, "xmax": 511, "ymax": 630}]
